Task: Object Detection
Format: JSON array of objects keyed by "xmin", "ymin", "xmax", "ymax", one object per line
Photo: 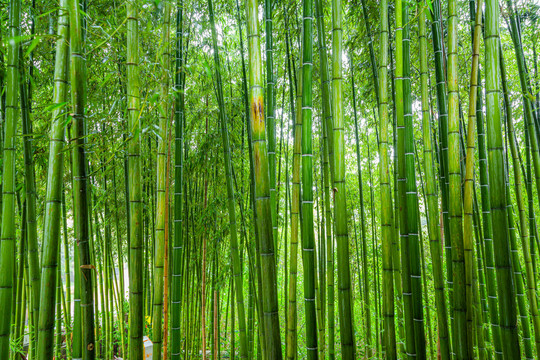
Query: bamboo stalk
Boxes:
[
  {"xmin": 0, "ymin": 0, "xmax": 21, "ymax": 355},
  {"xmin": 485, "ymin": 0, "xmax": 521, "ymax": 356}
]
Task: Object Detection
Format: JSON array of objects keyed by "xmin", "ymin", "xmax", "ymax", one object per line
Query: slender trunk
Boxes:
[
  {"xmin": 245, "ymin": 0, "xmax": 283, "ymax": 357},
  {"xmin": 301, "ymin": 0, "xmax": 318, "ymax": 356},
  {"xmin": 485, "ymin": 0, "xmax": 521, "ymax": 357},
  {"xmin": 208, "ymin": 1, "xmax": 248, "ymax": 357},
  {"xmin": 35, "ymin": 1, "xmax": 70, "ymax": 347},
  {"xmin": 0, "ymin": 0, "xmax": 20, "ymax": 354},
  {"xmin": 418, "ymin": 3, "xmax": 450, "ymax": 358},
  {"xmin": 153, "ymin": 3, "xmax": 171, "ymax": 359},
  {"xmin": 127, "ymin": 0, "xmax": 144, "ymax": 358},
  {"xmin": 68, "ymin": 0, "xmax": 96, "ymax": 356},
  {"xmin": 331, "ymin": 0, "xmax": 355, "ymax": 356}
]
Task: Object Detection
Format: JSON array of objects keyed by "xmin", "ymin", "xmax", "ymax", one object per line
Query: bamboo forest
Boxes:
[{"xmin": 3, "ymin": 0, "xmax": 540, "ymax": 358}]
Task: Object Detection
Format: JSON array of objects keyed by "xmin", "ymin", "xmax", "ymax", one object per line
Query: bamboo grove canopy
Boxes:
[{"xmin": 1, "ymin": 0, "xmax": 540, "ymax": 359}]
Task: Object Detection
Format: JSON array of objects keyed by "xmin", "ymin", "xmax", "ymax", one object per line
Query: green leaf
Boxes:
[{"xmin": 44, "ymin": 101, "xmax": 69, "ymax": 113}]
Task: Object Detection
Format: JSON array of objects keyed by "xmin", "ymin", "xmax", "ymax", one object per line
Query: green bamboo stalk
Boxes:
[
  {"xmin": 126, "ymin": 0, "xmax": 144, "ymax": 358},
  {"xmin": 387, "ymin": 28, "xmax": 405, "ymax": 355},
  {"xmin": 264, "ymin": 0, "xmax": 277, "ymax": 252},
  {"xmin": 13, "ymin": 199, "xmax": 26, "ymax": 360},
  {"xmin": 245, "ymin": 0, "xmax": 283, "ymax": 356},
  {"xmin": 314, "ymin": 0, "xmax": 335, "ymax": 184},
  {"xmin": 402, "ymin": 2, "xmax": 426, "ymax": 356},
  {"xmin": 378, "ymin": 1, "xmax": 396, "ymax": 356},
  {"xmin": 395, "ymin": 1, "xmax": 417, "ymax": 356},
  {"xmin": 430, "ymin": 0, "xmax": 452, "ymax": 298},
  {"xmin": 301, "ymin": 0, "xmax": 318, "ymax": 356},
  {"xmin": 485, "ymin": 0, "xmax": 521, "ymax": 357},
  {"xmin": 525, "ymin": 122, "xmax": 540, "ymax": 304},
  {"xmin": 473, "ymin": 30, "xmax": 504, "ymax": 360},
  {"xmin": 331, "ymin": 0, "xmax": 355, "ymax": 356},
  {"xmin": 366, "ymin": 129, "xmax": 378, "ymax": 357},
  {"xmin": 503, "ymin": 0, "xmax": 540, "ymax": 252},
  {"xmin": 503, "ymin": 161, "xmax": 533, "ymax": 359},
  {"xmin": 287, "ymin": 33, "xmax": 302, "ymax": 360},
  {"xmin": 153, "ymin": 3, "xmax": 171, "ymax": 359},
  {"xmin": 68, "ymin": 0, "xmax": 96, "ymax": 356},
  {"xmin": 62, "ymin": 188, "xmax": 71, "ymax": 331},
  {"xmin": 171, "ymin": 0, "xmax": 184, "ymax": 358},
  {"xmin": 418, "ymin": 2, "xmax": 450, "ymax": 358},
  {"xmin": 463, "ymin": 0, "xmax": 483, "ymax": 356},
  {"xmin": 55, "ymin": 261, "xmax": 62, "ymax": 360},
  {"xmin": 35, "ymin": 3, "xmax": 69, "ymax": 358},
  {"xmin": 72, "ymin": 194, "xmax": 82, "ymax": 359},
  {"xmin": 313, "ymin": 0, "xmax": 335, "ymax": 356},
  {"xmin": 501, "ymin": 46, "xmax": 540, "ymax": 358},
  {"xmin": 0, "ymin": 0, "xmax": 20, "ymax": 355},
  {"xmin": 359, "ymin": 0, "xmax": 379, "ymax": 106},
  {"xmin": 21, "ymin": 58, "xmax": 41, "ymax": 360},
  {"xmin": 448, "ymin": 0, "xmax": 469, "ymax": 356},
  {"xmin": 207, "ymin": 1, "xmax": 248, "ymax": 357},
  {"xmin": 17, "ymin": 75, "xmax": 35, "ymax": 360},
  {"xmin": 350, "ymin": 57, "xmax": 373, "ymax": 358}
]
